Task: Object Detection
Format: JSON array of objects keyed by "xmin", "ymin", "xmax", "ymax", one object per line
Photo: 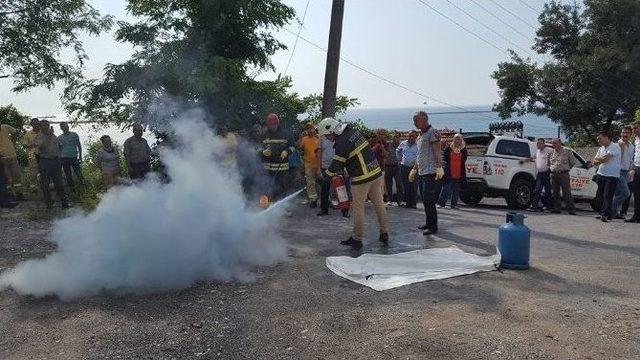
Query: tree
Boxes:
[
  {"xmin": 492, "ymin": 0, "xmax": 640, "ymax": 143},
  {"xmin": 64, "ymin": 0, "xmax": 305, "ymax": 132},
  {"xmin": 301, "ymin": 93, "xmax": 359, "ymax": 124},
  {"xmin": 0, "ymin": 0, "xmax": 112, "ymax": 91}
]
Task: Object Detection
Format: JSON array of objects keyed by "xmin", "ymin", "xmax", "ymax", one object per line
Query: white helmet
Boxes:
[{"xmin": 317, "ymin": 117, "xmax": 347, "ymax": 136}]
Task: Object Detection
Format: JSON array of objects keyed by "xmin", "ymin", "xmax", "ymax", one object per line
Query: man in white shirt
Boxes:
[
  {"xmin": 612, "ymin": 126, "xmax": 634, "ymax": 218},
  {"xmin": 626, "ymin": 120, "xmax": 640, "ymax": 223},
  {"xmin": 524, "ymin": 138, "xmax": 554, "ymax": 211},
  {"xmin": 593, "ymin": 131, "xmax": 621, "ymax": 222}
]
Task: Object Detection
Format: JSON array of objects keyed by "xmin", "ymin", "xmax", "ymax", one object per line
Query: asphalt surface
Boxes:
[{"xmin": 0, "ymin": 198, "xmax": 638, "ymax": 359}]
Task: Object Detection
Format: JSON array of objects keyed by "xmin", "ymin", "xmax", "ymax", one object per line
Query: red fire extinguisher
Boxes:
[{"xmin": 331, "ymin": 175, "xmax": 351, "ymax": 211}]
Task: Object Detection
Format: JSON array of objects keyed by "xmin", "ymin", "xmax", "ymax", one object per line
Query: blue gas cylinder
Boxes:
[{"xmin": 498, "ymin": 212, "xmax": 530, "ymax": 270}]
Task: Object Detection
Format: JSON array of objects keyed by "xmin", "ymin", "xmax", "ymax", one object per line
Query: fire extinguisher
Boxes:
[{"xmin": 331, "ymin": 174, "xmax": 351, "ymax": 210}]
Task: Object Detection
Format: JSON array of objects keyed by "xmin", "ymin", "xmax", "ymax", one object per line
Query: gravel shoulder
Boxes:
[{"xmin": 1, "ymin": 199, "xmax": 638, "ymax": 360}]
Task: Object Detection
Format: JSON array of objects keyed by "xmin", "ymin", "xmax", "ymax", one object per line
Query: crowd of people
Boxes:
[
  {"xmin": 2, "ymin": 110, "xmax": 639, "ymax": 246},
  {"xmin": 0, "ymin": 118, "xmax": 152, "ymax": 209},
  {"xmin": 525, "ymin": 124, "xmax": 640, "ymax": 223}
]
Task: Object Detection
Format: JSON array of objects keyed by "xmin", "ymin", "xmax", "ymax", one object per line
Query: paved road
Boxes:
[{"xmin": 0, "ymin": 200, "xmax": 638, "ymax": 359}]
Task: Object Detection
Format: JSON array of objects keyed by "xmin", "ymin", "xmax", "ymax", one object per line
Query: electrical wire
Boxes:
[
  {"xmin": 283, "ymin": 0, "xmax": 311, "ymax": 75},
  {"xmin": 486, "ymin": 0, "xmax": 538, "ymax": 30},
  {"xmin": 467, "ymin": 0, "xmax": 534, "ymax": 42},
  {"xmin": 443, "ymin": 0, "xmax": 538, "ymax": 59},
  {"xmin": 281, "ymin": 27, "xmax": 497, "ymax": 120},
  {"xmin": 415, "ymin": 0, "xmax": 510, "ymax": 56},
  {"xmin": 518, "ymin": 0, "xmax": 539, "ymax": 14}
]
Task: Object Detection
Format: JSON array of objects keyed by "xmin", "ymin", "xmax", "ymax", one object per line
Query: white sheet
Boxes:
[{"xmin": 325, "ymin": 246, "xmax": 500, "ymax": 291}]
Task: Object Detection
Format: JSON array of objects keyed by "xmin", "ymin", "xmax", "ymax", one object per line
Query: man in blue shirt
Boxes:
[
  {"xmin": 58, "ymin": 122, "xmax": 83, "ymax": 188},
  {"xmin": 396, "ymin": 130, "xmax": 419, "ymax": 208}
]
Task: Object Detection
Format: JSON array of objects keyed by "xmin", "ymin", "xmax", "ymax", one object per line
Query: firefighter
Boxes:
[
  {"xmin": 318, "ymin": 117, "xmax": 389, "ymax": 249},
  {"xmin": 260, "ymin": 113, "xmax": 295, "ymax": 202}
]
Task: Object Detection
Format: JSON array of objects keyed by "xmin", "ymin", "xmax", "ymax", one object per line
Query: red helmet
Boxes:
[{"xmin": 266, "ymin": 113, "xmax": 280, "ymax": 126}]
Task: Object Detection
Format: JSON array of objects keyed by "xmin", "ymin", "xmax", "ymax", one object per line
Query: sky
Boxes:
[{"xmin": 0, "ymin": 0, "xmax": 553, "ymax": 117}]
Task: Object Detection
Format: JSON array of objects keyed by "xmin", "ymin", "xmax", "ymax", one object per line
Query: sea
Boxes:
[
  {"xmin": 54, "ymin": 105, "xmax": 559, "ymax": 153},
  {"xmin": 343, "ymin": 105, "xmax": 560, "ymax": 139}
]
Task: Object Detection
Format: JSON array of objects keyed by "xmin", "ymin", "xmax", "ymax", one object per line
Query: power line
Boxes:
[
  {"xmin": 467, "ymin": 0, "xmax": 534, "ymax": 43},
  {"xmin": 414, "ymin": 0, "xmax": 509, "ymax": 56},
  {"xmin": 280, "ymin": 27, "xmax": 496, "ymax": 120},
  {"xmin": 518, "ymin": 0, "xmax": 539, "ymax": 14},
  {"xmin": 283, "ymin": 0, "xmax": 311, "ymax": 75},
  {"xmin": 487, "ymin": 0, "xmax": 538, "ymax": 30},
  {"xmin": 443, "ymin": 0, "xmax": 537, "ymax": 59}
]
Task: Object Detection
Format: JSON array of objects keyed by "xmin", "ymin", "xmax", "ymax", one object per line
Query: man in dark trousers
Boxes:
[
  {"xmin": 318, "ymin": 117, "xmax": 388, "ymax": 248},
  {"xmin": 260, "ymin": 113, "xmax": 295, "ymax": 204},
  {"xmin": 409, "ymin": 111, "xmax": 444, "ymax": 236},
  {"xmin": 36, "ymin": 120, "xmax": 69, "ymax": 209},
  {"xmin": 124, "ymin": 123, "xmax": 152, "ymax": 180}
]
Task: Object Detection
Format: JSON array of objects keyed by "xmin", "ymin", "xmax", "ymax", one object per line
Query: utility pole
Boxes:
[{"xmin": 321, "ymin": 0, "xmax": 345, "ymax": 119}]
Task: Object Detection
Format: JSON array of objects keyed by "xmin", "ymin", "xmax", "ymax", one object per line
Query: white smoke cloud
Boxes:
[{"xmin": 0, "ymin": 112, "xmax": 288, "ymax": 300}]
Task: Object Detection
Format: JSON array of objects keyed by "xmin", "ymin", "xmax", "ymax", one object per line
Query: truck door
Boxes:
[{"xmin": 569, "ymin": 150, "xmax": 597, "ymax": 199}]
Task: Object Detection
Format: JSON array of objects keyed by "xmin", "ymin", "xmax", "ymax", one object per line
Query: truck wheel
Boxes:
[
  {"xmin": 460, "ymin": 191, "xmax": 483, "ymax": 205},
  {"xmin": 590, "ymin": 197, "xmax": 602, "ymax": 212},
  {"xmin": 505, "ymin": 178, "xmax": 533, "ymax": 209}
]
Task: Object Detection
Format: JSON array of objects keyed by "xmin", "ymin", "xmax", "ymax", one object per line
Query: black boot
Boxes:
[
  {"xmin": 340, "ymin": 237, "xmax": 363, "ymax": 248},
  {"xmin": 317, "ymin": 210, "xmax": 329, "ymax": 216},
  {"xmin": 310, "ymin": 200, "xmax": 318, "ymax": 208},
  {"xmin": 379, "ymin": 233, "xmax": 389, "ymax": 245}
]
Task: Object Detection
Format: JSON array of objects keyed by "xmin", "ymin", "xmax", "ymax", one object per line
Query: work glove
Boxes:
[
  {"xmin": 435, "ymin": 166, "xmax": 445, "ymax": 180},
  {"xmin": 280, "ymin": 150, "xmax": 288, "ymax": 160},
  {"xmin": 262, "ymin": 148, "xmax": 272, "ymax": 157},
  {"xmin": 408, "ymin": 168, "xmax": 417, "ymax": 183}
]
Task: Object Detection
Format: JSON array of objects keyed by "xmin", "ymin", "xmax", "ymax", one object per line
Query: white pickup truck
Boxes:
[{"xmin": 459, "ymin": 134, "xmax": 599, "ymax": 210}]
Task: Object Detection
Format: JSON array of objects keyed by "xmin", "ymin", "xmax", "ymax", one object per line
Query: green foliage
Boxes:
[
  {"xmin": 300, "ymin": 93, "xmax": 360, "ymax": 124},
  {"xmin": 64, "ymin": 0, "xmax": 299, "ymax": 132},
  {"xmin": 492, "ymin": 0, "xmax": 640, "ymax": 144},
  {"xmin": 636, "ymin": 108, "xmax": 640, "ymax": 122},
  {"xmin": 0, "ymin": 0, "xmax": 112, "ymax": 91}
]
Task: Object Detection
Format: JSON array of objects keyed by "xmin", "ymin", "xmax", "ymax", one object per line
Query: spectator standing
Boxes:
[
  {"xmin": 36, "ymin": 120, "xmax": 69, "ymax": 209},
  {"xmin": 0, "ymin": 120, "xmax": 23, "ymax": 199},
  {"xmin": 526, "ymin": 138, "xmax": 554, "ymax": 211},
  {"xmin": 95, "ymin": 135, "xmax": 121, "ymax": 190},
  {"xmin": 123, "ymin": 123, "xmax": 152, "ymax": 180},
  {"xmin": 22, "ymin": 118, "xmax": 40, "ymax": 191},
  {"xmin": 549, "ymin": 138, "xmax": 576, "ymax": 215},
  {"xmin": 317, "ymin": 135, "xmax": 334, "ymax": 216},
  {"xmin": 58, "ymin": 122, "xmax": 84, "ymax": 189},
  {"xmin": 384, "ymin": 132, "xmax": 403, "ymax": 206},
  {"xmin": 592, "ymin": 131, "xmax": 621, "ymax": 222},
  {"xmin": 438, "ymin": 133, "xmax": 468, "ymax": 208},
  {"xmin": 298, "ymin": 122, "xmax": 319, "ymax": 208},
  {"xmin": 410, "ymin": 111, "xmax": 444, "ymax": 236},
  {"xmin": 397, "ymin": 131, "xmax": 419, "ymax": 208},
  {"xmin": 625, "ymin": 120, "xmax": 640, "ymax": 223},
  {"xmin": 0, "ymin": 165, "xmax": 17, "ymax": 208},
  {"xmin": 612, "ymin": 126, "xmax": 634, "ymax": 218}
]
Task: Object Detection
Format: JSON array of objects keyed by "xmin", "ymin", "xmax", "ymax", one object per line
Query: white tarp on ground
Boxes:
[{"xmin": 326, "ymin": 246, "xmax": 500, "ymax": 291}]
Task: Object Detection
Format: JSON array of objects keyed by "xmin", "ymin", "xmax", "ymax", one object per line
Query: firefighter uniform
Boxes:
[
  {"xmin": 261, "ymin": 129, "xmax": 294, "ymax": 200},
  {"xmin": 323, "ymin": 124, "xmax": 388, "ymax": 245}
]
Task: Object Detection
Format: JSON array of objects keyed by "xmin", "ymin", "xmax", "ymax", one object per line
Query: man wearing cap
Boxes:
[
  {"xmin": 260, "ymin": 113, "xmax": 295, "ymax": 202},
  {"xmin": 298, "ymin": 122, "xmax": 319, "ymax": 208}
]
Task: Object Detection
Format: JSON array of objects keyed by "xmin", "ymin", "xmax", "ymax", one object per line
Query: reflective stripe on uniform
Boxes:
[
  {"xmin": 348, "ymin": 141, "xmax": 370, "ymax": 159},
  {"xmin": 324, "ymin": 169, "xmax": 337, "ymax": 177},
  {"xmin": 352, "ymin": 166, "xmax": 381, "ymax": 182},
  {"xmin": 333, "ymin": 154, "xmax": 346, "ymax": 163},
  {"xmin": 263, "ymin": 139, "xmax": 288, "ymax": 144},
  {"xmin": 263, "ymin": 162, "xmax": 289, "ymax": 171}
]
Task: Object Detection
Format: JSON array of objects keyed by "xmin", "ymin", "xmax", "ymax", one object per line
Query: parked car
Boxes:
[{"xmin": 459, "ymin": 134, "xmax": 599, "ymax": 210}]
